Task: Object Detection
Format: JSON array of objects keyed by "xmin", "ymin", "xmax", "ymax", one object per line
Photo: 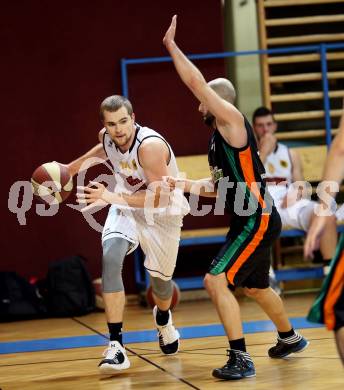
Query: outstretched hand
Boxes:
[
  {"xmin": 163, "ymin": 15, "xmax": 177, "ymax": 48},
  {"xmin": 76, "ymin": 181, "xmax": 110, "ymax": 212}
]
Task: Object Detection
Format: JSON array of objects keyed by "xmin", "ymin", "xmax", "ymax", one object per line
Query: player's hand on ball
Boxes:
[{"xmin": 76, "ymin": 181, "xmax": 110, "ymax": 212}]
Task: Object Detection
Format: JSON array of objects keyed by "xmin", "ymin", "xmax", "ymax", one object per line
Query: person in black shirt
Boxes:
[{"xmin": 163, "ymin": 15, "xmax": 309, "ymax": 380}]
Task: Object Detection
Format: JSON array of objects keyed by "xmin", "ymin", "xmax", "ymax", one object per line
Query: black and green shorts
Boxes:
[
  {"xmin": 209, "ymin": 208, "xmax": 281, "ymax": 289},
  {"xmin": 308, "ymin": 233, "xmax": 344, "ymax": 331}
]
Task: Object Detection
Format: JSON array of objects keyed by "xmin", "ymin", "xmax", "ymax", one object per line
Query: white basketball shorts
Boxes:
[
  {"xmin": 277, "ymin": 199, "xmax": 316, "ymax": 231},
  {"xmin": 101, "ymin": 205, "xmax": 185, "ymax": 281}
]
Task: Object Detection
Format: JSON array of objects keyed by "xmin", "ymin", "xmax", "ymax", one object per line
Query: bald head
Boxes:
[{"xmin": 208, "ymin": 78, "xmax": 236, "ymax": 104}]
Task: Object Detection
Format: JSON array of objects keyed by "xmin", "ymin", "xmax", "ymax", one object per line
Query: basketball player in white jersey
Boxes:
[
  {"xmin": 252, "ymin": 107, "xmax": 337, "ymax": 267},
  {"xmin": 66, "ymin": 95, "xmax": 188, "ymax": 374}
]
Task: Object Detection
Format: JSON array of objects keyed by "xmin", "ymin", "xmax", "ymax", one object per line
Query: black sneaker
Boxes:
[
  {"xmin": 212, "ymin": 349, "xmax": 256, "ymax": 380},
  {"xmin": 268, "ymin": 333, "xmax": 309, "ymax": 358}
]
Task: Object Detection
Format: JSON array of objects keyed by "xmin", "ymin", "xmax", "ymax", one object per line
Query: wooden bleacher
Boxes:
[
  {"xmin": 177, "ymin": 145, "xmax": 327, "ymax": 184},
  {"xmin": 257, "ymin": 0, "xmax": 344, "ymax": 141},
  {"xmin": 177, "ymin": 146, "xmax": 327, "ymax": 248}
]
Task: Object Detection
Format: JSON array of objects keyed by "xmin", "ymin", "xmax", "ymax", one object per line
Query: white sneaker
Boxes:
[
  {"xmin": 98, "ymin": 341, "xmax": 130, "ymax": 374},
  {"xmin": 153, "ymin": 306, "xmax": 180, "ymax": 355}
]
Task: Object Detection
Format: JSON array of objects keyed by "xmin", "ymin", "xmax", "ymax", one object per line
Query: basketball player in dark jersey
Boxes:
[
  {"xmin": 305, "ymin": 107, "xmax": 344, "ymax": 365},
  {"xmin": 163, "ymin": 15, "xmax": 308, "ymax": 379}
]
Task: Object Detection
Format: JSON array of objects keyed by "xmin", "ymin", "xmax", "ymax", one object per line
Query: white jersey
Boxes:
[
  {"xmin": 264, "ymin": 143, "xmax": 293, "ymax": 184},
  {"xmin": 102, "ymin": 123, "xmax": 179, "ymax": 195},
  {"xmin": 264, "ymin": 142, "xmax": 293, "ymax": 203},
  {"xmin": 263, "ymin": 143, "xmax": 316, "ymax": 230},
  {"xmin": 101, "ymin": 123, "xmax": 189, "ymax": 280}
]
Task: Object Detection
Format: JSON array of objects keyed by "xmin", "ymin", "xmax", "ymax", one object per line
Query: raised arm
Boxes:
[{"xmin": 163, "ymin": 15, "xmax": 246, "ymax": 148}]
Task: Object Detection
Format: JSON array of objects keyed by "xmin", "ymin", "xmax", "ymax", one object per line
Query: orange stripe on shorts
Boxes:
[
  {"xmin": 226, "ymin": 148, "xmax": 270, "ymax": 284},
  {"xmin": 324, "ymin": 251, "xmax": 344, "ymax": 330},
  {"xmin": 227, "ymin": 213, "xmax": 270, "ymax": 284}
]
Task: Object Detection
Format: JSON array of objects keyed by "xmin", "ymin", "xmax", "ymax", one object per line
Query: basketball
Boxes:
[
  {"xmin": 31, "ymin": 161, "xmax": 73, "ymax": 204},
  {"xmin": 145, "ymin": 280, "xmax": 181, "ymax": 309}
]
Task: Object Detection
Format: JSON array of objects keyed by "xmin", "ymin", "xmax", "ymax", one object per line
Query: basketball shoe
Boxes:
[
  {"xmin": 268, "ymin": 332, "xmax": 309, "ymax": 358},
  {"xmin": 153, "ymin": 306, "xmax": 180, "ymax": 355},
  {"xmin": 98, "ymin": 340, "xmax": 130, "ymax": 374},
  {"xmin": 212, "ymin": 349, "xmax": 256, "ymax": 380}
]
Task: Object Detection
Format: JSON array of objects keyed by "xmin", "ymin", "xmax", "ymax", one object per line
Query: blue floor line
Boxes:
[{"xmin": 0, "ymin": 317, "xmax": 323, "ymax": 355}]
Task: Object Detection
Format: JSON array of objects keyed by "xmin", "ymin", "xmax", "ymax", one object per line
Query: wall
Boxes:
[
  {"xmin": 1, "ymin": 1, "xmax": 225, "ymax": 292},
  {"xmin": 225, "ymin": 0, "xmax": 262, "ymax": 120}
]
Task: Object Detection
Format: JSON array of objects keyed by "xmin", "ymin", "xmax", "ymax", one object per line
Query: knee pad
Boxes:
[
  {"xmin": 150, "ymin": 276, "xmax": 173, "ymax": 300},
  {"xmin": 102, "ymin": 237, "xmax": 129, "ymax": 293}
]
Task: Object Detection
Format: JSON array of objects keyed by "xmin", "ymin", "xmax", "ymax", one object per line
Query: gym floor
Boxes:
[{"xmin": 0, "ymin": 293, "xmax": 342, "ymax": 390}]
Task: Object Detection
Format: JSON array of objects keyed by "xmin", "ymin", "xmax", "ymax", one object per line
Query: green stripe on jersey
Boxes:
[{"xmin": 210, "ymin": 144, "xmax": 258, "ymax": 275}]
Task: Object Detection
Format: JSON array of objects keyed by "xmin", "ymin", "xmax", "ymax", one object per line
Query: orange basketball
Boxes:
[
  {"xmin": 31, "ymin": 161, "xmax": 73, "ymax": 204},
  {"xmin": 146, "ymin": 280, "xmax": 181, "ymax": 309}
]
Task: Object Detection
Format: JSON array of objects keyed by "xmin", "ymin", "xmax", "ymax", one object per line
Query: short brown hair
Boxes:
[{"xmin": 100, "ymin": 95, "xmax": 133, "ymax": 120}]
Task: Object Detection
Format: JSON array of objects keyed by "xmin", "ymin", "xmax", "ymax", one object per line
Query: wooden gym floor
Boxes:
[{"xmin": 0, "ymin": 293, "xmax": 343, "ymax": 389}]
